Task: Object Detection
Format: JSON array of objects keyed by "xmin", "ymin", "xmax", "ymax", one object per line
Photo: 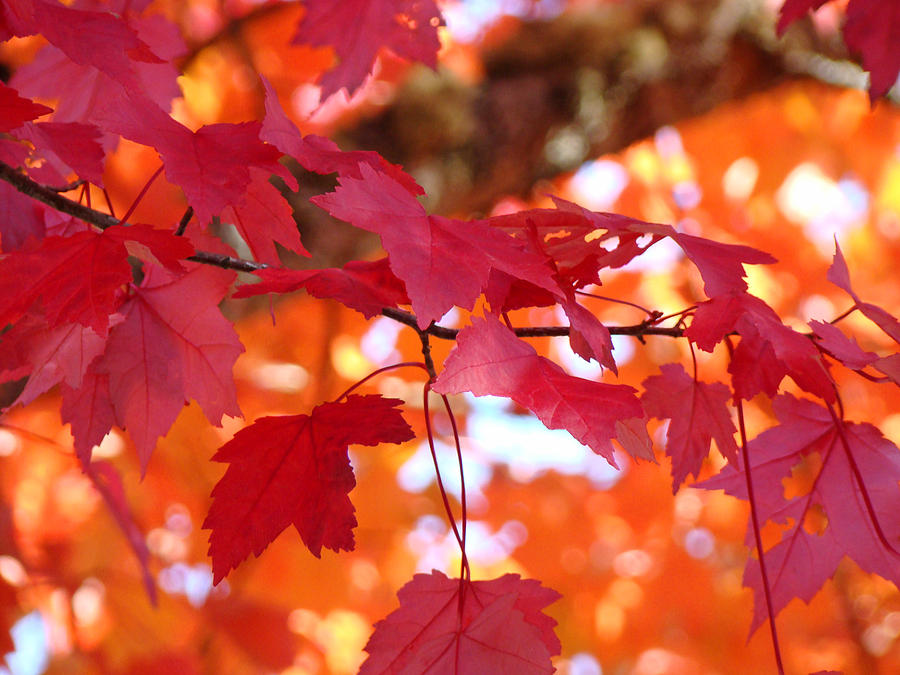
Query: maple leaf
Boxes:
[
  {"xmin": 260, "ymin": 77, "xmax": 423, "ymax": 194},
  {"xmin": 828, "ymin": 241, "xmax": 900, "ymax": 345},
  {"xmin": 700, "ymin": 394, "xmax": 900, "ymax": 632},
  {"xmin": 91, "ymin": 265, "xmax": 243, "ymax": 470},
  {"xmin": 641, "ymin": 363, "xmax": 739, "ymax": 490},
  {"xmin": 432, "ymin": 315, "xmax": 642, "ymax": 466},
  {"xmin": 360, "ymin": 571, "xmax": 561, "ymax": 674},
  {"xmin": 13, "ymin": 121, "xmax": 105, "ymax": 185},
  {"xmin": 685, "ymin": 292, "xmax": 834, "ymax": 402},
  {"xmin": 0, "ymin": 316, "xmax": 106, "ymax": 409},
  {"xmin": 491, "ymin": 198, "xmax": 775, "ymax": 300},
  {"xmin": 27, "ymin": 0, "xmax": 162, "ymax": 92},
  {"xmin": 312, "ymin": 164, "xmax": 559, "ymax": 329},
  {"xmin": 11, "ymin": 8, "xmax": 184, "ymax": 130},
  {"xmin": 60, "ymin": 369, "xmax": 115, "ymax": 467},
  {"xmin": 221, "ymin": 168, "xmax": 308, "ymax": 264},
  {"xmin": 0, "ymin": 224, "xmax": 193, "ymax": 336},
  {"xmin": 292, "ymin": 0, "xmax": 444, "ymax": 100},
  {"xmin": 204, "ymin": 394, "xmax": 414, "ymax": 583},
  {"xmin": 777, "ymin": 0, "xmax": 899, "ymax": 101},
  {"xmin": 234, "ymin": 258, "xmax": 409, "ymax": 319},
  {"xmin": 97, "ymin": 95, "xmax": 288, "ymax": 227},
  {"xmin": 0, "ymin": 81, "xmax": 52, "ymax": 132}
]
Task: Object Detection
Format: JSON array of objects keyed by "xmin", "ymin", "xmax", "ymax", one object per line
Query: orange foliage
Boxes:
[{"xmin": 1, "ymin": 3, "xmax": 900, "ymax": 675}]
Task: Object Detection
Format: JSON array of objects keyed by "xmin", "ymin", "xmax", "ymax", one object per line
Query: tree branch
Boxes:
[{"xmin": 1, "ymin": 160, "xmax": 685, "ymax": 341}]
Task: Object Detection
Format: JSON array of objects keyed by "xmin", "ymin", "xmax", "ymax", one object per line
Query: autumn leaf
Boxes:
[
  {"xmin": 82, "ymin": 265, "xmax": 243, "ymax": 469},
  {"xmin": 0, "ymin": 224, "xmax": 193, "ymax": 336},
  {"xmin": 641, "ymin": 363, "xmax": 739, "ymax": 491},
  {"xmin": 0, "ymin": 81, "xmax": 52, "ymax": 131},
  {"xmin": 360, "ymin": 571, "xmax": 561, "ymax": 674},
  {"xmin": 312, "ymin": 163, "xmax": 559, "ymax": 329},
  {"xmin": 432, "ymin": 314, "xmax": 642, "ymax": 466},
  {"xmin": 828, "ymin": 241, "xmax": 900, "ymax": 345},
  {"xmin": 292, "ymin": 0, "xmax": 444, "ymax": 100},
  {"xmin": 204, "ymin": 394, "xmax": 414, "ymax": 583},
  {"xmin": 699, "ymin": 394, "xmax": 900, "ymax": 633},
  {"xmin": 685, "ymin": 292, "xmax": 834, "ymax": 402},
  {"xmin": 260, "ymin": 77, "xmax": 422, "ymax": 194},
  {"xmin": 233, "ymin": 257, "xmax": 409, "ymax": 319}
]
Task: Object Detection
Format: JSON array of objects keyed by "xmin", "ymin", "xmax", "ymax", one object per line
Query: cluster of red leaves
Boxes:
[{"xmin": 0, "ymin": 0, "xmax": 898, "ymax": 671}]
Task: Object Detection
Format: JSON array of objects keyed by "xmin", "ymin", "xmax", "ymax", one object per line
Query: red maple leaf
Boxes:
[
  {"xmin": 97, "ymin": 95, "xmax": 288, "ymax": 227},
  {"xmin": 312, "ymin": 164, "xmax": 559, "ymax": 329},
  {"xmin": 91, "ymin": 265, "xmax": 243, "ymax": 470},
  {"xmin": 20, "ymin": 0, "xmax": 163, "ymax": 94},
  {"xmin": 699, "ymin": 394, "xmax": 900, "ymax": 633},
  {"xmin": 13, "ymin": 121, "xmax": 105, "ymax": 185},
  {"xmin": 260, "ymin": 77, "xmax": 423, "ymax": 194},
  {"xmin": 685, "ymin": 292, "xmax": 834, "ymax": 402},
  {"xmin": 0, "ymin": 81, "xmax": 52, "ymax": 131},
  {"xmin": 292, "ymin": 0, "xmax": 444, "ymax": 99},
  {"xmin": 432, "ymin": 315, "xmax": 642, "ymax": 466},
  {"xmin": 0, "ymin": 316, "xmax": 106, "ymax": 408},
  {"xmin": 0, "ymin": 224, "xmax": 193, "ymax": 335},
  {"xmin": 221, "ymin": 168, "xmax": 309, "ymax": 264},
  {"xmin": 203, "ymin": 394, "xmax": 413, "ymax": 583},
  {"xmin": 641, "ymin": 363, "xmax": 739, "ymax": 490},
  {"xmin": 60, "ymin": 369, "xmax": 115, "ymax": 467},
  {"xmin": 11, "ymin": 7, "xmax": 184, "ymax": 129},
  {"xmin": 777, "ymin": 0, "xmax": 900, "ymax": 100},
  {"xmin": 360, "ymin": 571, "xmax": 561, "ymax": 674},
  {"xmin": 828, "ymin": 241, "xmax": 900, "ymax": 345},
  {"xmin": 233, "ymin": 258, "xmax": 409, "ymax": 319}
]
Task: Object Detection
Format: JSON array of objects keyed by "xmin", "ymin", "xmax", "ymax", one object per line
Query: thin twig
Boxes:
[
  {"xmin": 44, "ymin": 178, "xmax": 86, "ymax": 193},
  {"xmin": 175, "ymin": 206, "xmax": 194, "ymax": 236}
]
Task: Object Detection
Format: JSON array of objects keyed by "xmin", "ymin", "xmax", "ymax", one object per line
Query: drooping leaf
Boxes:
[
  {"xmin": 11, "ymin": 9, "xmax": 184, "ymax": 129},
  {"xmin": 89, "ymin": 265, "xmax": 243, "ymax": 470},
  {"xmin": 312, "ymin": 164, "xmax": 559, "ymax": 329},
  {"xmin": 685, "ymin": 292, "xmax": 834, "ymax": 402},
  {"xmin": 203, "ymin": 394, "xmax": 413, "ymax": 583},
  {"xmin": 292, "ymin": 0, "xmax": 443, "ymax": 99},
  {"xmin": 699, "ymin": 394, "xmax": 900, "ymax": 633},
  {"xmin": 432, "ymin": 314, "xmax": 642, "ymax": 466},
  {"xmin": 360, "ymin": 571, "xmax": 561, "ymax": 674},
  {"xmin": 233, "ymin": 258, "xmax": 409, "ymax": 319},
  {"xmin": 641, "ymin": 363, "xmax": 739, "ymax": 491}
]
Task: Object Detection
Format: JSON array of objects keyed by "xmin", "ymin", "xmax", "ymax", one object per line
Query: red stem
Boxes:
[
  {"xmin": 334, "ymin": 361, "xmax": 430, "ymax": 402},
  {"xmin": 726, "ymin": 338, "xmax": 785, "ymax": 675},
  {"xmin": 438, "ymin": 392, "xmax": 469, "ymax": 582},
  {"xmin": 422, "ymin": 383, "xmax": 465, "ymax": 553},
  {"xmin": 117, "ymin": 165, "xmax": 163, "ymax": 227}
]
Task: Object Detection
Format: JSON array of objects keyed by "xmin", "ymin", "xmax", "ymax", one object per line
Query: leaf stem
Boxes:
[
  {"xmin": 726, "ymin": 337, "xmax": 785, "ymax": 675},
  {"xmin": 422, "ymin": 383, "xmax": 465, "ymax": 552},
  {"xmin": 334, "ymin": 361, "xmax": 430, "ymax": 402},
  {"xmin": 118, "ymin": 165, "xmax": 164, "ymax": 227}
]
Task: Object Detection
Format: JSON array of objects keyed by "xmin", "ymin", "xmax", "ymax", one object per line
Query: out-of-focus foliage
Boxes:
[{"xmin": 1, "ymin": 1, "xmax": 899, "ymax": 673}]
